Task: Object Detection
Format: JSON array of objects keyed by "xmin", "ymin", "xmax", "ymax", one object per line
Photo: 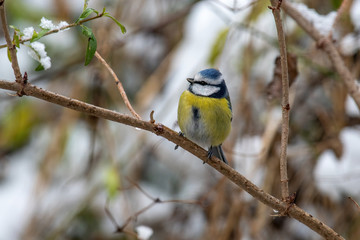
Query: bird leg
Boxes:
[{"xmin": 174, "ymin": 132, "xmax": 184, "ymax": 150}]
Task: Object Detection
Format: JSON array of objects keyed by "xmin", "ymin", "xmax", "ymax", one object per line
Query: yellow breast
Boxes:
[{"xmin": 177, "ymin": 90, "xmax": 232, "ymax": 146}]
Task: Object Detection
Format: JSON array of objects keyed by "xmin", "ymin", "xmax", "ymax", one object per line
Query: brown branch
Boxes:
[
  {"xmin": 269, "ymin": 0, "xmax": 290, "ymax": 201},
  {"xmin": 126, "ymin": 177, "xmax": 201, "ymax": 205},
  {"xmin": 126, "ymin": 177, "xmax": 156, "ymax": 201},
  {"xmin": 0, "ymin": 79, "xmax": 345, "ymax": 240},
  {"xmin": 282, "ymin": 0, "xmax": 360, "ymax": 110},
  {"xmin": 0, "ymin": 0, "xmax": 22, "ymax": 83},
  {"xmin": 348, "ymin": 197, "xmax": 360, "ymax": 210},
  {"xmin": 94, "ymin": 51, "xmax": 141, "ymax": 120}
]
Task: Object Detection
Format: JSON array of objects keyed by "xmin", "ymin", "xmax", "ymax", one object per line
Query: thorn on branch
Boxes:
[
  {"xmin": 150, "ymin": 110, "xmax": 155, "ymax": 123},
  {"xmin": 23, "ymin": 72, "xmax": 28, "ymax": 84}
]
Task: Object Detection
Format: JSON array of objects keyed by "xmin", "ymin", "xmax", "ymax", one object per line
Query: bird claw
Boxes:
[
  {"xmin": 207, "ymin": 148, "xmax": 213, "ymax": 159},
  {"xmin": 202, "ymin": 147, "xmax": 213, "ymax": 164},
  {"xmin": 174, "ymin": 132, "xmax": 185, "ymax": 150}
]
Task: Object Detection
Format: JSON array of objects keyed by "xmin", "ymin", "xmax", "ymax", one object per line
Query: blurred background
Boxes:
[{"xmin": 0, "ymin": 0, "xmax": 360, "ymax": 239}]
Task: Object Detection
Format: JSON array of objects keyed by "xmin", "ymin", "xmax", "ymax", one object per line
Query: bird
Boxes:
[{"xmin": 177, "ymin": 68, "xmax": 232, "ymax": 164}]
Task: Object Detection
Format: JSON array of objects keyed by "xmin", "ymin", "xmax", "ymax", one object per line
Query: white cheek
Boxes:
[{"xmin": 192, "ymin": 84, "xmax": 220, "ymax": 96}]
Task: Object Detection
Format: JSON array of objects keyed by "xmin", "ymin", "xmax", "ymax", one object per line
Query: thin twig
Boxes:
[
  {"xmin": 119, "ymin": 201, "xmax": 157, "ymax": 231},
  {"xmin": 104, "ymin": 200, "xmax": 122, "ymax": 231},
  {"xmin": 127, "ymin": 176, "xmax": 202, "ymax": 205},
  {"xmin": 94, "ymin": 51, "xmax": 141, "ymax": 120},
  {"xmin": 282, "ymin": 0, "xmax": 360, "ymax": 110},
  {"xmin": 0, "ymin": 79, "xmax": 345, "ymax": 240},
  {"xmin": 348, "ymin": 197, "xmax": 360, "ymax": 210},
  {"xmin": 269, "ymin": 0, "xmax": 290, "ymax": 201},
  {"xmin": 126, "ymin": 177, "xmax": 156, "ymax": 201},
  {"xmin": 0, "ymin": 0, "xmax": 22, "ymax": 83},
  {"xmin": 0, "ymin": 13, "xmax": 104, "ymax": 49},
  {"xmin": 330, "ymin": 0, "xmax": 351, "ymax": 35},
  {"xmin": 107, "ymin": 179, "xmax": 201, "ymax": 233}
]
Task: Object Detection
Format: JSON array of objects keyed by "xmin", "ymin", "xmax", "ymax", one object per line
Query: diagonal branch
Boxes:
[
  {"xmin": 269, "ymin": 0, "xmax": 290, "ymax": 201},
  {"xmin": 95, "ymin": 51, "xmax": 141, "ymax": 119},
  {"xmin": 0, "ymin": 0, "xmax": 23, "ymax": 83},
  {"xmin": 0, "ymin": 79, "xmax": 345, "ymax": 240},
  {"xmin": 282, "ymin": 0, "xmax": 360, "ymax": 110}
]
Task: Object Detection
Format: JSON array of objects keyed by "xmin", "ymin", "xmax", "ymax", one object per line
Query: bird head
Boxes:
[{"xmin": 187, "ymin": 68, "xmax": 227, "ymax": 98}]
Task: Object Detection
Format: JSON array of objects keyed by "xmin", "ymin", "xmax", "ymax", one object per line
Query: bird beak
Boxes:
[{"xmin": 187, "ymin": 78, "xmax": 194, "ymax": 83}]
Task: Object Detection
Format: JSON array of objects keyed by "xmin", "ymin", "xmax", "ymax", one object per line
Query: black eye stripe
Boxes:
[{"xmin": 195, "ymin": 81, "xmax": 218, "ymax": 86}]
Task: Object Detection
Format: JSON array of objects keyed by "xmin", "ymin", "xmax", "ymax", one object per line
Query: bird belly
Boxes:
[{"xmin": 178, "ymin": 91, "xmax": 232, "ymax": 147}]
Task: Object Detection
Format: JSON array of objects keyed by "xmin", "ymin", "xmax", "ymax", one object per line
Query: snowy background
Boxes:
[{"xmin": 0, "ymin": 0, "xmax": 360, "ymax": 239}]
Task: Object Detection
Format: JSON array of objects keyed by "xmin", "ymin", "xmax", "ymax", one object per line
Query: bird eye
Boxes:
[{"xmin": 199, "ymin": 81, "xmax": 207, "ymax": 85}]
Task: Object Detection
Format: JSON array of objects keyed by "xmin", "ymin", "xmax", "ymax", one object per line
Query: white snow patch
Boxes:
[
  {"xmin": 136, "ymin": 225, "xmax": 154, "ymax": 240},
  {"xmin": 314, "ymin": 128, "xmax": 360, "ymax": 201},
  {"xmin": 40, "ymin": 17, "xmax": 56, "ymax": 30},
  {"xmin": 23, "ymin": 27, "xmax": 35, "ymax": 39},
  {"xmin": 27, "ymin": 42, "xmax": 51, "ymax": 70},
  {"xmin": 291, "ymin": 3, "xmax": 337, "ymax": 36},
  {"xmin": 340, "ymin": 33, "xmax": 360, "ymax": 56},
  {"xmin": 40, "ymin": 17, "xmax": 69, "ymax": 31},
  {"xmin": 350, "ymin": 0, "xmax": 360, "ymax": 30}
]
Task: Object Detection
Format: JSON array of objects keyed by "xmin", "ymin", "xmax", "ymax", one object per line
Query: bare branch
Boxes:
[
  {"xmin": 126, "ymin": 177, "xmax": 157, "ymax": 201},
  {"xmin": 94, "ymin": 51, "xmax": 141, "ymax": 119},
  {"xmin": 348, "ymin": 197, "xmax": 360, "ymax": 210},
  {"xmin": 269, "ymin": 0, "xmax": 290, "ymax": 201},
  {"xmin": 282, "ymin": 0, "xmax": 360, "ymax": 110},
  {"xmin": 0, "ymin": 0, "xmax": 23, "ymax": 83},
  {"xmin": 0, "ymin": 79, "xmax": 345, "ymax": 240}
]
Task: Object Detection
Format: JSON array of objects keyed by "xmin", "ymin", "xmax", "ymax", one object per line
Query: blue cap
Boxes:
[{"xmin": 199, "ymin": 68, "xmax": 222, "ymax": 80}]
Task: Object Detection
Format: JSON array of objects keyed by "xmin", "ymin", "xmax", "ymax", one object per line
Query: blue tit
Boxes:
[{"xmin": 177, "ymin": 68, "xmax": 232, "ymax": 164}]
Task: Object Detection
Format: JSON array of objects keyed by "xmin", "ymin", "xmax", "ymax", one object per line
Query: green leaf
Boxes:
[
  {"xmin": 14, "ymin": 33, "xmax": 20, "ymax": 48},
  {"xmin": 83, "ymin": 0, "xmax": 89, "ymax": 11},
  {"xmin": 7, "ymin": 47, "xmax": 12, "ymax": 62},
  {"xmin": 105, "ymin": 166, "xmax": 121, "ymax": 199},
  {"xmin": 81, "ymin": 25, "xmax": 92, "ymax": 38},
  {"xmin": 208, "ymin": 28, "xmax": 229, "ymax": 66},
  {"xmin": 76, "ymin": 8, "xmax": 97, "ymax": 23},
  {"xmin": 81, "ymin": 25, "xmax": 97, "ymax": 66},
  {"xmin": 9, "ymin": 25, "xmax": 21, "ymax": 32},
  {"xmin": 35, "ymin": 63, "xmax": 45, "ymax": 71},
  {"xmin": 31, "ymin": 28, "xmax": 48, "ymax": 42},
  {"xmin": 104, "ymin": 13, "xmax": 126, "ymax": 34},
  {"xmin": 331, "ymin": 0, "xmax": 342, "ymax": 9}
]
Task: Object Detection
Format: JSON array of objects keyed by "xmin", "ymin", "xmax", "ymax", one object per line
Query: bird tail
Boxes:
[{"xmin": 211, "ymin": 145, "xmax": 228, "ymax": 164}]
